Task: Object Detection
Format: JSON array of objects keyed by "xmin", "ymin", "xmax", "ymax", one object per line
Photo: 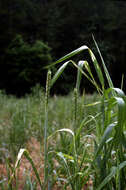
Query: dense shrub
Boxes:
[{"xmin": 3, "ymin": 34, "xmax": 52, "ymax": 96}]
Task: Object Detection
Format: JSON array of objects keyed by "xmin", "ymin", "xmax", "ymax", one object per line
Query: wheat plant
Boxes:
[{"xmin": 0, "ymin": 38, "xmax": 126, "ymax": 190}]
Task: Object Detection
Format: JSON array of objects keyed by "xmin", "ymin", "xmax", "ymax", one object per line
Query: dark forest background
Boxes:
[{"xmin": 0, "ymin": 0, "xmax": 126, "ymax": 96}]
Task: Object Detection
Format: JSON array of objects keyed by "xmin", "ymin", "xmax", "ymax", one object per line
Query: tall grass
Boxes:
[
  {"xmin": 0, "ymin": 89, "xmax": 98, "ymax": 189},
  {"xmin": 0, "ymin": 39, "xmax": 126, "ymax": 189},
  {"xmin": 46, "ymin": 38, "xmax": 126, "ymax": 189}
]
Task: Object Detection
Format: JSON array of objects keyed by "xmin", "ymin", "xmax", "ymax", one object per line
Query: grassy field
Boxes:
[
  {"xmin": 0, "ymin": 89, "xmax": 99, "ymax": 160},
  {"xmin": 0, "ymin": 42, "xmax": 126, "ymax": 189},
  {"xmin": 0, "ymin": 90, "xmax": 99, "ymax": 189}
]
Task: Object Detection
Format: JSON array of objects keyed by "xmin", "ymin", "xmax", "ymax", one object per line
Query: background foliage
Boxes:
[
  {"xmin": 0, "ymin": 0, "xmax": 126, "ymax": 95},
  {"xmin": 3, "ymin": 35, "xmax": 52, "ymax": 95}
]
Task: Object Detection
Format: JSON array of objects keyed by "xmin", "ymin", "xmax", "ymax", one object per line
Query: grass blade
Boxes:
[
  {"xmin": 45, "ymin": 45, "xmax": 88, "ymax": 68},
  {"xmin": 92, "ymin": 35, "xmax": 115, "ymax": 92},
  {"xmin": 114, "ymin": 97, "xmax": 126, "ymax": 143},
  {"xmin": 48, "ymin": 128, "xmax": 74, "ymax": 140},
  {"xmin": 94, "ymin": 123, "xmax": 116, "ymax": 160},
  {"xmin": 88, "ymin": 48, "xmax": 104, "ymax": 90},
  {"xmin": 76, "ymin": 61, "xmax": 84, "ymax": 92},
  {"xmin": 51, "ymin": 61, "xmax": 69, "ymax": 87},
  {"xmin": 121, "ymin": 74, "xmax": 124, "ymax": 90},
  {"xmin": 72, "ymin": 60, "xmax": 102, "ymax": 93},
  {"xmin": 97, "ymin": 161, "xmax": 126, "ymax": 190},
  {"xmin": 8, "ymin": 149, "xmax": 43, "ymax": 189},
  {"xmin": 56, "ymin": 152, "xmax": 74, "ymax": 189},
  {"xmin": 113, "ymin": 88, "xmax": 125, "ymax": 98}
]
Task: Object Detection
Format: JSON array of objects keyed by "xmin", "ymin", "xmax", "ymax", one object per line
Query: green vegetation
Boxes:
[
  {"xmin": 4, "ymin": 35, "xmax": 52, "ymax": 95},
  {"xmin": 0, "ymin": 89, "xmax": 99, "ymax": 189},
  {"xmin": 0, "ymin": 43, "xmax": 126, "ymax": 190}
]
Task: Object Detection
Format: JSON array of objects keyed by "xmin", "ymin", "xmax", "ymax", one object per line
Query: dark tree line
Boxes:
[{"xmin": 0, "ymin": 0, "xmax": 126, "ymax": 95}]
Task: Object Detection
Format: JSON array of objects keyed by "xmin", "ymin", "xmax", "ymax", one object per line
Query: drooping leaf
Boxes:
[
  {"xmin": 51, "ymin": 61, "xmax": 69, "ymax": 87},
  {"xmin": 88, "ymin": 48, "xmax": 104, "ymax": 90},
  {"xmin": 76, "ymin": 60, "xmax": 85, "ymax": 92},
  {"xmin": 48, "ymin": 128, "xmax": 74, "ymax": 140},
  {"xmin": 45, "ymin": 45, "xmax": 88, "ymax": 68},
  {"xmin": 8, "ymin": 149, "xmax": 43, "ymax": 189},
  {"xmin": 113, "ymin": 88, "xmax": 125, "ymax": 98}
]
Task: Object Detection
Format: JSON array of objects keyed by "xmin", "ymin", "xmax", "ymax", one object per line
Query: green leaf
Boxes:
[
  {"xmin": 58, "ymin": 152, "xmax": 74, "ymax": 162},
  {"xmin": 92, "ymin": 35, "xmax": 115, "ymax": 93},
  {"xmin": 121, "ymin": 133, "xmax": 126, "ymax": 150},
  {"xmin": 76, "ymin": 61, "xmax": 85, "ymax": 92},
  {"xmin": 56, "ymin": 152, "xmax": 74, "ymax": 189},
  {"xmin": 51, "ymin": 61, "xmax": 69, "ymax": 87},
  {"xmin": 94, "ymin": 123, "xmax": 116, "ymax": 159},
  {"xmin": 48, "ymin": 128, "xmax": 74, "ymax": 140},
  {"xmin": 9, "ymin": 149, "xmax": 43, "ymax": 189},
  {"xmin": 115, "ymin": 97, "xmax": 126, "ymax": 125},
  {"xmin": 72, "ymin": 61, "xmax": 102, "ymax": 93},
  {"xmin": 45, "ymin": 45, "xmax": 88, "ymax": 68},
  {"xmin": 113, "ymin": 88, "xmax": 125, "ymax": 98},
  {"xmin": 88, "ymin": 49, "xmax": 104, "ymax": 90},
  {"xmin": 114, "ymin": 97, "xmax": 126, "ymax": 139},
  {"xmin": 97, "ymin": 161, "xmax": 126, "ymax": 190}
]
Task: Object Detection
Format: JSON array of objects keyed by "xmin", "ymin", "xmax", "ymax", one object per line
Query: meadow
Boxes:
[
  {"xmin": 0, "ymin": 39, "xmax": 126, "ymax": 190},
  {"xmin": 0, "ymin": 88, "xmax": 99, "ymax": 189}
]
